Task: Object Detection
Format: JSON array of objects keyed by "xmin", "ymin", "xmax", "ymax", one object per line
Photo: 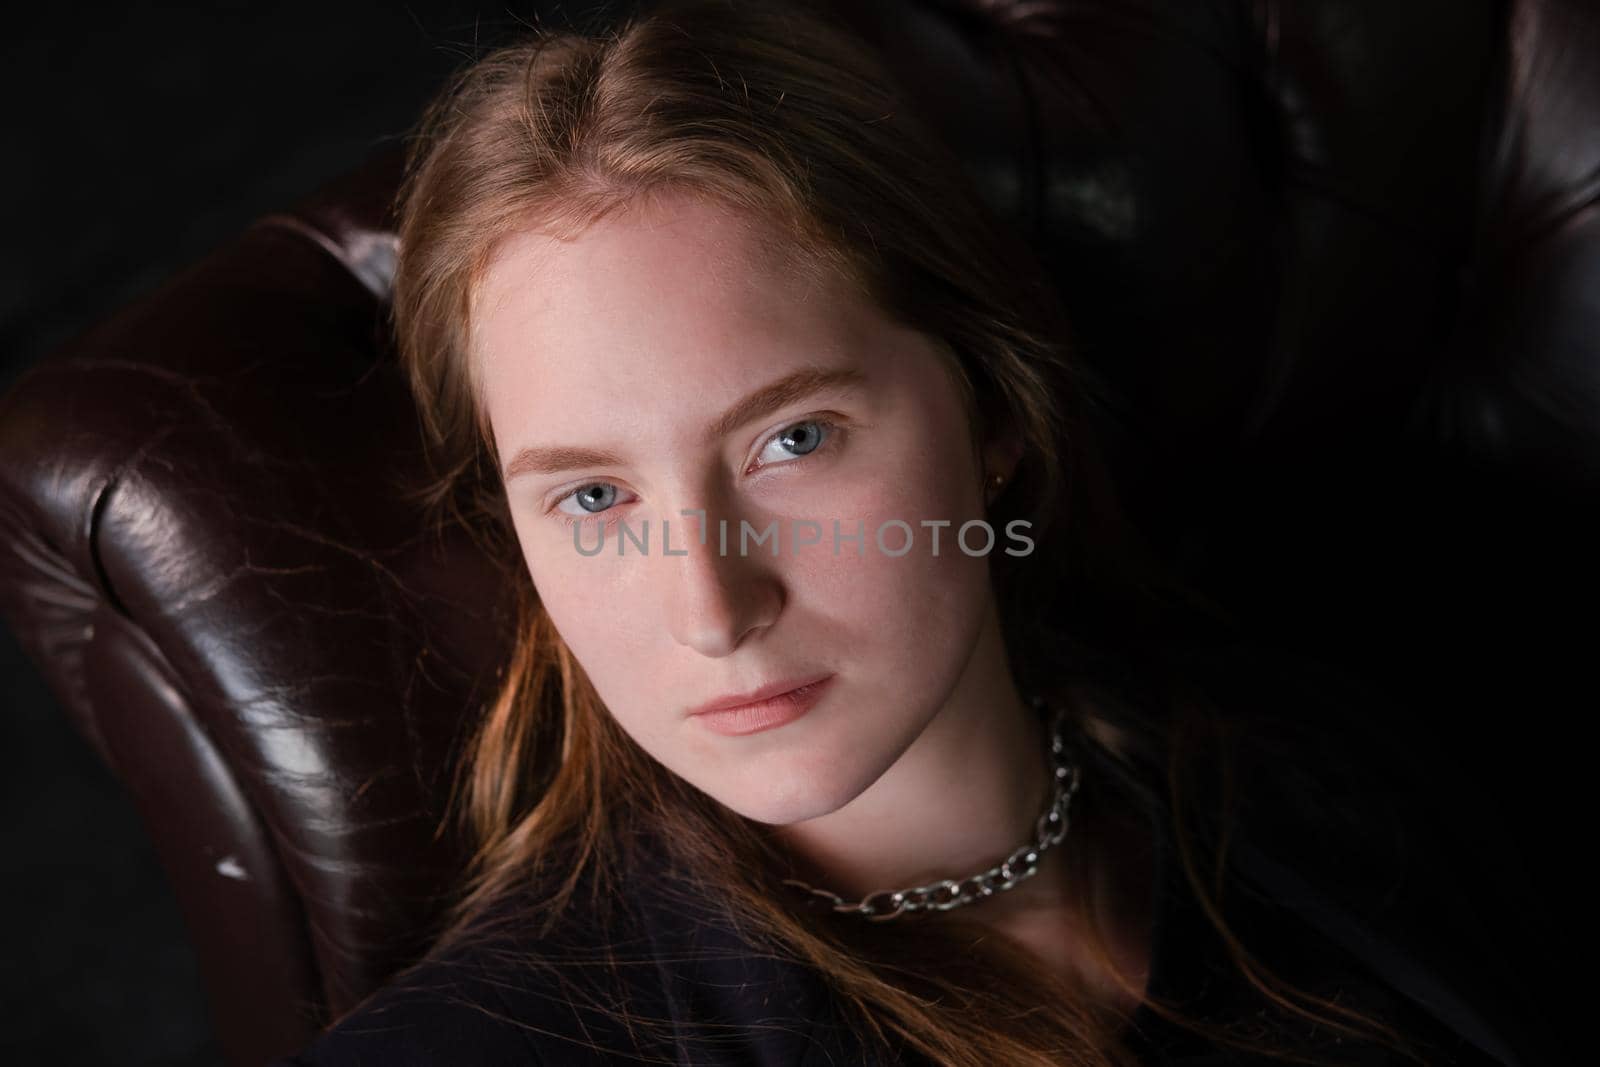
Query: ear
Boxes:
[{"xmin": 981, "ymin": 420, "xmax": 1026, "ymax": 502}]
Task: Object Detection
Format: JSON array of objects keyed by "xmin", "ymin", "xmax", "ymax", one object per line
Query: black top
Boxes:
[
  {"xmin": 274, "ymin": 732, "xmax": 1542, "ymax": 1066},
  {"xmin": 1119, "ymin": 783, "xmax": 1521, "ymax": 1067}
]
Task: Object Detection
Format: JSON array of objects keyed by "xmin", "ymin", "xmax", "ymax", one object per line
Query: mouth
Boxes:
[{"xmin": 688, "ymin": 674, "xmax": 835, "ymax": 737}]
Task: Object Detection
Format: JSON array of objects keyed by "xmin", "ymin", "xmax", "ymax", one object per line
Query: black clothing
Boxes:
[{"xmin": 274, "ymin": 723, "xmax": 1544, "ymax": 1066}]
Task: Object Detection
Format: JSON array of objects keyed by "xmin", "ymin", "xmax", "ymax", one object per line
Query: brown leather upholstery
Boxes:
[{"xmin": 2, "ymin": 1, "xmax": 1594, "ymax": 1063}]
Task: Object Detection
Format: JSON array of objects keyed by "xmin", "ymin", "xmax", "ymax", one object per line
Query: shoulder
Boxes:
[
  {"xmin": 271, "ymin": 941, "xmax": 547, "ymax": 1066},
  {"xmin": 1177, "ymin": 643, "xmax": 1564, "ymax": 1066},
  {"xmin": 272, "ymin": 856, "xmax": 859, "ymax": 1067},
  {"xmin": 270, "ymin": 883, "xmax": 675, "ymax": 1067}
]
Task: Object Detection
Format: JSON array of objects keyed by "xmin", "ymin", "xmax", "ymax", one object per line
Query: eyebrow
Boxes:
[{"xmin": 501, "ymin": 364, "xmax": 868, "ymax": 481}]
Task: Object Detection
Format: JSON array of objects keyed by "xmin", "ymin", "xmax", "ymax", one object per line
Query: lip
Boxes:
[{"xmin": 688, "ymin": 674, "xmax": 835, "ymax": 737}]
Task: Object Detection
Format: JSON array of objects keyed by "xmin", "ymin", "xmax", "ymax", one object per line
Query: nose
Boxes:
[{"xmin": 663, "ymin": 511, "xmax": 784, "ymax": 657}]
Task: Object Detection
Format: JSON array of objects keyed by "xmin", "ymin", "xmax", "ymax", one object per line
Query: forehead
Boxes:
[
  {"xmin": 469, "ymin": 194, "xmax": 876, "ymax": 413},
  {"xmin": 476, "ymin": 195, "xmax": 830, "ymax": 346}
]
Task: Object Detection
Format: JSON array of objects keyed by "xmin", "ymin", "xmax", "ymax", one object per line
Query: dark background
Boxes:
[{"xmin": 2, "ymin": 4, "xmax": 628, "ymax": 1063}]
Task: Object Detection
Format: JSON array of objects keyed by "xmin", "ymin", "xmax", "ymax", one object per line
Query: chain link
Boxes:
[{"xmin": 782, "ymin": 696, "xmax": 1082, "ymax": 921}]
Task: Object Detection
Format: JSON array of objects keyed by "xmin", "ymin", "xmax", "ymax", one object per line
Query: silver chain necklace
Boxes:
[{"xmin": 781, "ymin": 695, "xmax": 1082, "ymax": 921}]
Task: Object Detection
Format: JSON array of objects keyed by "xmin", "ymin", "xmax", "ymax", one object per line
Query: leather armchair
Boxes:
[{"xmin": 3, "ymin": 1, "xmax": 1593, "ymax": 1064}]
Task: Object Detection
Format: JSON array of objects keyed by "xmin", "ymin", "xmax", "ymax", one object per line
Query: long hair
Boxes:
[{"xmin": 387, "ymin": 1, "xmax": 1434, "ymax": 1063}]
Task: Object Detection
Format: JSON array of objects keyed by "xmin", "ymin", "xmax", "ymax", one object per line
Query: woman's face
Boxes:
[{"xmin": 473, "ymin": 190, "xmax": 1008, "ymax": 826}]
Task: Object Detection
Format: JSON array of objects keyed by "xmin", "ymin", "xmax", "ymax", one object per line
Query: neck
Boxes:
[{"xmin": 768, "ymin": 599, "xmax": 1064, "ymax": 914}]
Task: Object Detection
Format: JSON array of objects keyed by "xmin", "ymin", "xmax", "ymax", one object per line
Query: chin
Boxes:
[{"xmin": 709, "ymin": 754, "xmax": 874, "ymax": 827}]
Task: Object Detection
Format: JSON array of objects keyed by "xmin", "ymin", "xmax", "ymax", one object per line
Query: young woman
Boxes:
[{"xmin": 276, "ymin": 1, "xmax": 1526, "ymax": 1063}]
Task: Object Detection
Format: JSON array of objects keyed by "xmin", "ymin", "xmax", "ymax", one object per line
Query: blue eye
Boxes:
[
  {"xmin": 554, "ymin": 482, "xmax": 631, "ymax": 528},
  {"xmin": 547, "ymin": 416, "xmax": 843, "ymax": 528},
  {"xmin": 754, "ymin": 418, "xmax": 837, "ymax": 467}
]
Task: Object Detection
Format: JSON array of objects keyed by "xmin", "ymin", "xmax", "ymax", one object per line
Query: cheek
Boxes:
[
  {"xmin": 512, "ymin": 523, "xmax": 657, "ymax": 690},
  {"xmin": 788, "ymin": 455, "xmax": 993, "ymax": 655},
  {"xmin": 743, "ymin": 380, "xmax": 991, "ymax": 645},
  {"xmin": 521, "ymin": 560, "xmax": 680, "ymax": 761}
]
